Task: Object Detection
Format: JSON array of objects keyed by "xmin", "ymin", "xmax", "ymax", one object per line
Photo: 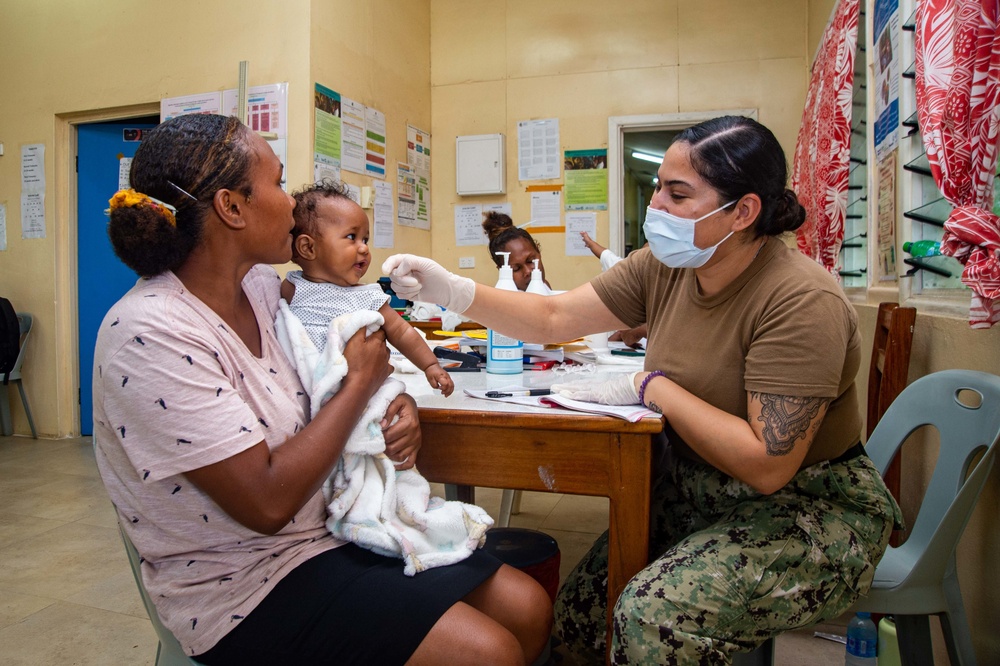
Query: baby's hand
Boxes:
[{"xmin": 425, "ymin": 364, "xmax": 454, "ymax": 397}]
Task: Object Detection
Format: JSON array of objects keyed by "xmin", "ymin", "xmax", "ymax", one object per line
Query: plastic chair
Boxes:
[
  {"xmin": 0, "ymin": 313, "xmax": 37, "ymax": 438},
  {"xmin": 735, "ymin": 369, "xmax": 1000, "ymax": 666},
  {"xmin": 850, "ymin": 369, "xmax": 1000, "ymax": 665},
  {"xmin": 119, "ymin": 524, "xmax": 203, "ymax": 666}
]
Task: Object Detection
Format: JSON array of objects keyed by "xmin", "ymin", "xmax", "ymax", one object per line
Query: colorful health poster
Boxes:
[
  {"xmin": 341, "ymin": 96, "xmax": 367, "ymax": 175},
  {"xmin": 314, "ymin": 83, "xmax": 342, "ymax": 173},
  {"xmin": 564, "ymin": 149, "xmax": 608, "ymax": 210},
  {"xmin": 365, "ymin": 106, "xmax": 387, "ymax": 179},
  {"xmin": 873, "ymin": 0, "xmax": 900, "ymax": 162}
]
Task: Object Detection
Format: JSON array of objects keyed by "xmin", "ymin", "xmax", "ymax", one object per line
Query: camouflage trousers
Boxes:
[{"xmin": 553, "ymin": 448, "xmax": 903, "ymax": 665}]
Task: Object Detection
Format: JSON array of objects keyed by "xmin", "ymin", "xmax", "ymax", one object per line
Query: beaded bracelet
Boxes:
[{"xmin": 638, "ymin": 370, "xmax": 665, "ymax": 406}]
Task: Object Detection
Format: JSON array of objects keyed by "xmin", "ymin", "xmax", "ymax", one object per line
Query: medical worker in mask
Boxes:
[{"xmin": 382, "ymin": 115, "xmax": 901, "ymax": 665}]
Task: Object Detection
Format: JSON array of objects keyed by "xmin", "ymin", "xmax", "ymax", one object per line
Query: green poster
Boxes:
[
  {"xmin": 564, "ymin": 149, "xmax": 608, "ymax": 210},
  {"xmin": 314, "ymin": 83, "xmax": 342, "ymax": 167}
]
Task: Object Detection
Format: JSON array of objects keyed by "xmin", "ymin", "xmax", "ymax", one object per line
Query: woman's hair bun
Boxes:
[
  {"xmin": 772, "ymin": 188, "xmax": 807, "ymax": 233},
  {"xmin": 482, "ymin": 211, "xmax": 515, "ymax": 241}
]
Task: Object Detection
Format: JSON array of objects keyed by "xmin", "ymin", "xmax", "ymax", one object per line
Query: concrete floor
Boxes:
[{"xmin": 0, "ymin": 435, "xmax": 852, "ymax": 664}]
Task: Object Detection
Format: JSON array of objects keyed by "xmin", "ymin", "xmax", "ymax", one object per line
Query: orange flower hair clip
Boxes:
[{"xmin": 106, "ymin": 189, "xmax": 178, "ymax": 226}]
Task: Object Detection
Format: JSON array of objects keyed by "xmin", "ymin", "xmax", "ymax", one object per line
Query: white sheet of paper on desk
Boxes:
[{"xmin": 464, "ymin": 389, "xmax": 658, "ymax": 422}]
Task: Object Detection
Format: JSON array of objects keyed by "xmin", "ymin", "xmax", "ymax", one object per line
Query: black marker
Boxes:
[{"xmin": 485, "ymin": 389, "xmax": 552, "ymax": 398}]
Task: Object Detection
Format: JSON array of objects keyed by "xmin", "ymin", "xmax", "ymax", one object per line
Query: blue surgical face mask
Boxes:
[{"xmin": 642, "ymin": 201, "xmax": 736, "ymax": 268}]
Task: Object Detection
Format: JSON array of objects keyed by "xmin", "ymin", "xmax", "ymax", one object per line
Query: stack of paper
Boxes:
[{"xmin": 464, "ymin": 389, "xmax": 658, "ymax": 423}]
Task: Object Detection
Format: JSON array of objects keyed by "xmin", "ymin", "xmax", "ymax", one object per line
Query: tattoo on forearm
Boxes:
[
  {"xmin": 750, "ymin": 392, "xmax": 827, "ymax": 457},
  {"xmin": 647, "ymin": 400, "xmax": 663, "ymax": 414}
]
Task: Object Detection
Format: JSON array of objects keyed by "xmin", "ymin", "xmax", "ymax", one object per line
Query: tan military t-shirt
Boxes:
[{"xmin": 592, "ymin": 238, "xmax": 861, "ymax": 468}]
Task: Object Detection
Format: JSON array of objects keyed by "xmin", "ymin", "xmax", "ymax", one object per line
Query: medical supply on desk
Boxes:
[
  {"xmin": 486, "ymin": 389, "xmax": 552, "ymax": 398},
  {"xmin": 433, "ymin": 346, "xmax": 482, "ymax": 372},
  {"xmin": 526, "ymin": 259, "xmax": 550, "ymax": 295},
  {"xmin": 486, "ymin": 252, "xmax": 524, "ymax": 375}
]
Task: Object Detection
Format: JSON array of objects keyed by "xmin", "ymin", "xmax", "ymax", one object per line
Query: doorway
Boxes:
[
  {"xmin": 608, "ymin": 109, "xmax": 758, "ymax": 257},
  {"xmin": 77, "ymin": 116, "xmax": 159, "ymax": 434}
]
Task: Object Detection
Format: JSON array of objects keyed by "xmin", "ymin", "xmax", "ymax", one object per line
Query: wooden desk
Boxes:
[{"xmin": 395, "ymin": 370, "xmax": 662, "ymax": 655}]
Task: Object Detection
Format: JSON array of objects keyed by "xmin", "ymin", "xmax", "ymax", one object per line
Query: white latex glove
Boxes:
[
  {"xmin": 551, "ymin": 372, "xmax": 641, "ymax": 405},
  {"xmin": 382, "ymin": 254, "xmax": 476, "ymax": 314}
]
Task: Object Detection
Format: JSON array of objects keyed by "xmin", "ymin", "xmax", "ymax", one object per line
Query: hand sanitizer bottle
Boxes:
[
  {"xmin": 487, "ymin": 252, "xmax": 524, "ymax": 375},
  {"xmin": 525, "ymin": 259, "xmax": 550, "ymax": 295}
]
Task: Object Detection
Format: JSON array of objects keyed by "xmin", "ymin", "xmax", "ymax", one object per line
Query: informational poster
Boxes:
[
  {"xmin": 365, "ymin": 106, "xmax": 387, "ymax": 179},
  {"xmin": 455, "ymin": 204, "xmax": 488, "ymax": 246},
  {"xmin": 406, "ymin": 125, "xmax": 431, "ymax": 227},
  {"xmin": 0, "ymin": 203, "xmax": 7, "ymax": 251},
  {"xmin": 162, "ymin": 85, "xmax": 288, "ymax": 183},
  {"xmin": 564, "ymin": 149, "xmax": 608, "ymax": 210},
  {"xmin": 873, "ymin": 0, "xmax": 900, "ymax": 162},
  {"xmin": 345, "ymin": 183, "xmax": 362, "ymax": 205},
  {"xmin": 485, "ymin": 202, "xmax": 512, "ymax": 218},
  {"xmin": 118, "ymin": 157, "xmax": 132, "ymax": 190},
  {"xmin": 407, "ymin": 125, "xmax": 431, "ymax": 175},
  {"xmin": 160, "ymin": 92, "xmax": 222, "ymax": 121},
  {"xmin": 372, "ymin": 180, "xmax": 394, "ymax": 248},
  {"xmin": 21, "ymin": 144, "xmax": 46, "ymax": 240},
  {"xmin": 314, "ymin": 83, "xmax": 342, "ymax": 175},
  {"xmin": 21, "ymin": 144, "xmax": 44, "ymax": 190},
  {"xmin": 21, "ymin": 193, "xmax": 45, "ymax": 239},
  {"xmin": 222, "ymin": 83, "xmax": 288, "ymax": 138},
  {"xmin": 397, "ymin": 162, "xmax": 418, "ymax": 228},
  {"xmin": 528, "ymin": 186, "xmax": 563, "ymax": 231},
  {"xmin": 565, "ymin": 212, "xmax": 597, "ymax": 256},
  {"xmin": 877, "ymin": 155, "xmax": 897, "ymax": 280},
  {"xmin": 517, "ymin": 118, "xmax": 560, "ymax": 181},
  {"xmin": 341, "ymin": 96, "xmax": 367, "ymax": 175}
]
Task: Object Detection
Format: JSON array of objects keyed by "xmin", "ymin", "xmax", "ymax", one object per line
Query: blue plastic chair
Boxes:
[
  {"xmin": 119, "ymin": 524, "xmax": 203, "ymax": 666},
  {"xmin": 0, "ymin": 313, "xmax": 37, "ymax": 438},
  {"xmin": 850, "ymin": 369, "xmax": 1000, "ymax": 665}
]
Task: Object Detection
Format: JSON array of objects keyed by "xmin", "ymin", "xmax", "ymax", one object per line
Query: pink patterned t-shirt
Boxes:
[{"xmin": 93, "ymin": 265, "xmax": 343, "ymax": 657}]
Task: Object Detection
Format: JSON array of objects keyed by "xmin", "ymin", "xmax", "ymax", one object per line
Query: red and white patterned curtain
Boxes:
[
  {"xmin": 793, "ymin": 0, "xmax": 861, "ymax": 275},
  {"xmin": 916, "ymin": 0, "xmax": 1000, "ymax": 328}
]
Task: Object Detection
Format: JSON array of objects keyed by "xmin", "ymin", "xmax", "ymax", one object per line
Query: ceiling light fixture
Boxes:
[{"xmin": 631, "ymin": 151, "xmax": 663, "ymax": 164}]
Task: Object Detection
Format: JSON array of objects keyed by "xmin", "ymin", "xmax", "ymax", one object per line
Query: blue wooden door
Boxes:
[{"xmin": 77, "ymin": 119, "xmax": 157, "ymax": 434}]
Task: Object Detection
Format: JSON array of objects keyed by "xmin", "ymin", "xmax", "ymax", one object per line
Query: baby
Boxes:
[{"xmin": 281, "ymin": 180, "xmax": 454, "ymax": 396}]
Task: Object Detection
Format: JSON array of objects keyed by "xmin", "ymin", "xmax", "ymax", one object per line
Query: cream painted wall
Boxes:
[
  {"xmin": 308, "ymin": 0, "xmax": 432, "ymax": 270},
  {"xmin": 0, "ymin": 0, "xmax": 429, "ymax": 437},
  {"xmin": 430, "ymin": 0, "xmax": 821, "ymax": 289}
]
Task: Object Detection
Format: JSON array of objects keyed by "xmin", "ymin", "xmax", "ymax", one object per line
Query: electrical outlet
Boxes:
[{"xmin": 458, "ymin": 257, "xmax": 475, "ymax": 269}]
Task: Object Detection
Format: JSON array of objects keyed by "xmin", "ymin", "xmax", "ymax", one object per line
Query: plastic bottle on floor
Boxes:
[{"xmin": 845, "ymin": 612, "xmax": 878, "ymax": 665}]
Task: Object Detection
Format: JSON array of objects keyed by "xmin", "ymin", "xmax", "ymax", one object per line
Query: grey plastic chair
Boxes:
[
  {"xmin": 0, "ymin": 313, "xmax": 37, "ymax": 438},
  {"xmin": 850, "ymin": 369, "xmax": 1000, "ymax": 665},
  {"xmin": 119, "ymin": 524, "xmax": 203, "ymax": 665},
  {"xmin": 734, "ymin": 369, "xmax": 1000, "ymax": 666}
]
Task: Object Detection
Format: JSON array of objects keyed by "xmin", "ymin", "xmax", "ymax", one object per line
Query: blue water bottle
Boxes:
[{"xmin": 845, "ymin": 612, "xmax": 878, "ymax": 665}]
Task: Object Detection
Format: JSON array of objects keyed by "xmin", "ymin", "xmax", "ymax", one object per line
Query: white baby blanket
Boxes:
[{"xmin": 275, "ymin": 302, "xmax": 493, "ymax": 575}]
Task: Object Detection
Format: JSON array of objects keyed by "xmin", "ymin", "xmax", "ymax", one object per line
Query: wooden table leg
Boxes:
[{"xmin": 604, "ymin": 433, "xmax": 653, "ymax": 661}]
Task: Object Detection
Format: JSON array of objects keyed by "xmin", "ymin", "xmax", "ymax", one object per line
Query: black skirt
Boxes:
[{"xmin": 196, "ymin": 544, "xmax": 503, "ymax": 665}]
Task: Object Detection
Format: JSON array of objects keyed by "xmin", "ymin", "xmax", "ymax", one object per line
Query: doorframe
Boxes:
[
  {"xmin": 53, "ymin": 103, "xmax": 159, "ymax": 436},
  {"xmin": 607, "ymin": 109, "xmax": 758, "ymax": 256}
]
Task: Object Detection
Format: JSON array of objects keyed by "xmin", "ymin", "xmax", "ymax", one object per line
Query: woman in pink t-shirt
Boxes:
[{"xmin": 94, "ymin": 113, "xmax": 551, "ymax": 665}]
